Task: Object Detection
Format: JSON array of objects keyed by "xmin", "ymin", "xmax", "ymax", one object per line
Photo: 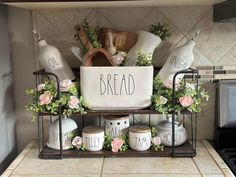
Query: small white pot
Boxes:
[
  {"xmin": 104, "ymin": 115, "xmax": 130, "ymax": 139},
  {"xmin": 82, "ymin": 126, "xmax": 104, "ymax": 151},
  {"xmin": 80, "ymin": 66, "xmax": 153, "ymax": 110},
  {"xmin": 47, "ymin": 117, "xmax": 77, "ymax": 150},
  {"xmin": 129, "ymin": 125, "xmax": 151, "ymax": 151}
]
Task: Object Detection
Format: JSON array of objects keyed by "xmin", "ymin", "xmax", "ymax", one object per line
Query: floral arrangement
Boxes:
[
  {"xmin": 103, "ymin": 135, "xmax": 129, "ymax": 152},
  {"xmin": 151, "ymin": 127, "xmax": 164, "ymax": 151},
  {"xmin": 152, "ymin": 75, "xmax": 209, "ymax": 114},
  {"xmin": 149, "ymin": 22, "xmax": 171, "ymax": 41},
  {"xmin": 74, "ymin": 19, "xmax": 102, "ymax": 49},
  {"xmin": 71, "ymin": 136, "xmax": 86, "ymax": 150},
  {"xmin": 26, "ymin": 79, "xmax": 89, "ymax": 120},
  {"xmin": 136, "ymin": 49, "xmax": 152, "ymax": 66}
]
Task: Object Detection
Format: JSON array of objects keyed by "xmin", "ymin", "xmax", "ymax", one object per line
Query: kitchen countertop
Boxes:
[{"xmin": 1, "ymin": 140, "xmax": 235, "ymax": 177}]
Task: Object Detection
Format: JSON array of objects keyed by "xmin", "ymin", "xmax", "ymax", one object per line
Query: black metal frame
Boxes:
[{"xmin": 33, "ymin": 67, "xmax": 198, "ymax": 159}]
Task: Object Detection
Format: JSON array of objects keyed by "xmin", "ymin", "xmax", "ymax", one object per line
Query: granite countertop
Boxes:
[{"xmin": 1, "ymin": 140, "xmax": 234, "ymax": 177}]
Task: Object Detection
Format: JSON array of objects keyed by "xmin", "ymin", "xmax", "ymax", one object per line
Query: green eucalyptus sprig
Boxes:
[
  {"xmin": 74, "ymin": 19, "xmax": 101, "ymax": 49},
  {"xmin": 103, "ymin": 135, "xmax": 113, "ymax": 150},
  {"xmin": 136, "ymin": 49, "xmax": 152, "ymax": 66},
  {"xmin": 150, "ymin": 23, "xmax": 171, "ymax": 41}
]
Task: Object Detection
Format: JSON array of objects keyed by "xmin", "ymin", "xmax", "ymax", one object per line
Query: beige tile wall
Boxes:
[{"xmin": 32, "ymin": 6, "xmax": 236, "ymax": 140}]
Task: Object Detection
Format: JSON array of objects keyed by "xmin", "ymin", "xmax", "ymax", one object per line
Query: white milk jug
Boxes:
[
  {"xmin": 34, "ymin": 31, "xmax": 75, "ymax": 81},
  {"xmin": 158, "ymin": 39, "xmax": 195, "ymax": 83}
]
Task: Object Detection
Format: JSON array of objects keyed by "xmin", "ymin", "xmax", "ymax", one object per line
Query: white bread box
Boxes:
[{"xmin": 80, "ymin": 66, "xmax": 153, "ymax": 110}]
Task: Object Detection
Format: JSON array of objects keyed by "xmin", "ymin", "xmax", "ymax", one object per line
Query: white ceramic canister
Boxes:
[
  {"xmin": 82, "ymin": 126, "xmax": 104, "ymax": 151},
  {"xmin": 157, "ymin": 117, "xmax": 187, "ymax": 147},
  {"xmin": 47, "ymin": 117, "xmax": 77, "ymax": 150},
  {"xmin": 104, "ymin": 115, "xmax": 130, "ymax": 139},
  {"xmin": 158, "ymin": 39, "xmax": 195, "ymax": 83},
  {"xmin": 129, "ymin": 125, "xmax": 151, "ymax": 151}
]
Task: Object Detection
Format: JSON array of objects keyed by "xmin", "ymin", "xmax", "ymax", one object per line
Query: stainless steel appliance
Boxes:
[{"xmin": 215, "ymin": 80, "xmax": 236, "ymax": 175}]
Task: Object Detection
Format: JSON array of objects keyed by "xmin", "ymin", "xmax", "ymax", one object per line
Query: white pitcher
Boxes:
[{"xmin": 124, "ymin": 31, "xmax": 161, "ymax": 66}]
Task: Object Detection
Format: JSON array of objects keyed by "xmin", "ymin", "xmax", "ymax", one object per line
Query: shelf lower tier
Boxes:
[
  {"xmin": 39, "ymin": 141, "xmax": 196, "ymax": 159},
  {"xmin": 39, "ymin": 108, "xmax": 193, "ymax": 116}
]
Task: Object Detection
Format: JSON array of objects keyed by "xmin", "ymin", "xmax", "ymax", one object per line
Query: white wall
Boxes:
[
  {"xmin": 8, "ymin": 6, "xmax": 37, "ymax": 152},
  {"xmin": 0, "ymin": 4, "xmax": 16, "ymax": 174}
]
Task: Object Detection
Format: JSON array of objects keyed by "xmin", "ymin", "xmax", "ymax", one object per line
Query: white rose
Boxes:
[{"xmin": 159, "ymin": 96, "xmax": 167, "ymax": 105}]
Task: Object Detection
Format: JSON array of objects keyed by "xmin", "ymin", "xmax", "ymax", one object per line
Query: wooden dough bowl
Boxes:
[
  {"xmin": 83, "ymin": 48, "xmax": 116, "ymax": 66},
  {"xmin": 99, "ymin": 27, "xmax": 138, "ymax": 52}
]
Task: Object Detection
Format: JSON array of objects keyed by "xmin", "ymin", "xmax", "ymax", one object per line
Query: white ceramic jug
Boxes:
[
  {"xmin": 124, "ymin": 31, "xmax": 161, "ymax": 66},
  {"xmin": 158, "ymin": 39, "xmax": 196, "ymax": 83},
  {"xmin": 34, "ymin": 31, "xmax": 75, "ymax": 81}
]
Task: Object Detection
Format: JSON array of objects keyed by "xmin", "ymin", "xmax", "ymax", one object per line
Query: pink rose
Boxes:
[
  {"xmin": 72, "ymin": 136, "xmax": 83, "ymax": 149},
  {"xmin": 179, "ymin": 96, "xmax": 193, "ymax": 107},
  {"xmin": 152, "ymin": 136, "xmax": 161, "ymax": 146},
  {"xmin": 163, "ymin": 80, "xmax": 172, "ymax": 89},
  {"xmin": 68, "ymin": 96, "xmax": 79, "ymax": 109},
  {"xmin": 163, "ymin": 80, "xmax": 180, "ymax": 91},
  {"xmin": 112, "ymin": 54, "xmax": 125, "ymax": 65},
  {"xmin": 111, "ymin": 138, "xmax": 124, "ymax": 152},
  {"xmin": 37, "ymin": 84, "xmax": 45, "ymax": 91},
  {"xmin": 159, "ymin": 96, "xmax": 167, "ymax": 105},
  {"xmin": 60, "ymin": 79, "xmax": 73, "ymax": 92},
  {"xmin": 39, "ymin": 91, "xmax": 53, "ymax": 105}
]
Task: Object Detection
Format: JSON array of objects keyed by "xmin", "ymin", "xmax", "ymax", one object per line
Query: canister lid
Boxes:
[
  {"xmin": 104, "ymin": 115, "xmax": 129, "ymax": 120},
  {"xmin": 129, "ymin": 125, "xmax": 150, "ymax": 133},
  {"xmin": 83, "ymin": 126, "xmax": 104, "ymax": 134}
]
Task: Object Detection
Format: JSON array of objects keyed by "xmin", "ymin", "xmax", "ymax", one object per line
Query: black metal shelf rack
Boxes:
[{"xmin": 33, "ymin": 67, "xmax": 199, "ymax": 159}]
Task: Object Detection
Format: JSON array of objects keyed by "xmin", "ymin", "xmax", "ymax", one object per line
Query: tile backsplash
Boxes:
[{"xmin": 32, "ymin": 6, "xmax": 236, "ymax": 140}]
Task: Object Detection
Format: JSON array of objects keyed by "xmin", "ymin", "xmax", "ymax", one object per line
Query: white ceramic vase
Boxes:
[
  {"xmin": 47, "ymin": 117, "xmax": 77, "ymax": 150},
  {"xmin": 158, "ymin": 39, "xmax": 195, "ymax": 83},
  {"xmin": 124, "ymin": 31, "xmax": 161, "ymax": 66}
]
